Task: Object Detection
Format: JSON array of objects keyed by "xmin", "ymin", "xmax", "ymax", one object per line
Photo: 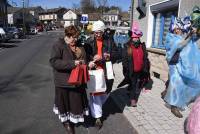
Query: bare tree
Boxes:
[
  {"xmin": 72, "ymin": 3, "xmax": 80, "ymax": 11},
  {"xmin": 96, "ymin": 0, "xmax": 107, "ymax": 15},
  {"xmin": 80, "ymin": 0, "xmax": 96, "ymax": 13}
]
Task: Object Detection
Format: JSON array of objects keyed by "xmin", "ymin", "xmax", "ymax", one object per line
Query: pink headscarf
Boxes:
[
  {"xmin": 131, "ymin": 21, "xmax": 143, "ymax": 38},
  {"xmin": 187, "ymin": 97, "xmax": 200, "ymax": 134}
]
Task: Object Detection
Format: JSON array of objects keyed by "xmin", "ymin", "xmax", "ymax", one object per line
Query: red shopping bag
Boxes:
[
  {"xmin": 68, "ymin": 65, "xmax": 83, "ymax": 85},
  {"xmin": 82, "ymin": 65, "xmax": 90, "ymax": 83}
]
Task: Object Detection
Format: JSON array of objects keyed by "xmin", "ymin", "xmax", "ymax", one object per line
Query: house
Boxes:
[
  {"xmin": 39, "ymin": 7, "xmax": 67, "ymax": 27},
  {"xmin": 88, "ymin": 13, "xmax": 101, "ymax": 24},
  {"xmin": 0, "ymin": 0, "xmax": 7, "ymax": 27},
  {"xmin": 28, "ymin": 6, "xmax": 44, "ymax": 21},
  {"xmin": 103, "ymin": 10, "xmax": 121, "ymax": 27},
  {"xmin": 120, "ymin": 12, "xmax": 130, "ymax": 27},
  {"xmin": 7, "ymin": 7, "xmax": 21, "ymax": 26},
  {"xmin": 7, "ymin": 7, "xmax": 36, "ymax": 27},
  {"xmin": 131, "ymin": 0, "xmax": 200, "ymax": 81},
  {"xmin": 63, "ymin": 9, "xmax": 81, "ymax": 27}
]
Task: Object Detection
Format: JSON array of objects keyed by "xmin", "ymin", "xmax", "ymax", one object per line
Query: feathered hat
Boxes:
[{"xmin": 131, "ymin": 21, "xmax": 143, "ymax": 38}]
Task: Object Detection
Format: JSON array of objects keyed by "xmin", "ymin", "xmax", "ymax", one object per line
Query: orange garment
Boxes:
[{"xmin": 96, "ymin": 39, "xmax": 103, "ymax": 69}]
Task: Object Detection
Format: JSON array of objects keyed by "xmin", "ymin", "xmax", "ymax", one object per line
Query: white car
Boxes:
[
  {"xmin": 0, "ymin": 27, "xmax": 6, "ymax": 42},
  {"xmin": 0, "ymin": 27, "xmax": 13, "ymax": 42}
]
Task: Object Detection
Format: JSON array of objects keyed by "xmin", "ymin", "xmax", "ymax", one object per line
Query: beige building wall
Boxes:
[{"xmin": 39, "ymin": 14, "xmax": 57, "ymax": 21}]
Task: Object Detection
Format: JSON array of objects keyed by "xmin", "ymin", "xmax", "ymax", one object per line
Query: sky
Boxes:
[{"xmin": 10, "ymin": 0, "xmax": 131, "ymax": 11}]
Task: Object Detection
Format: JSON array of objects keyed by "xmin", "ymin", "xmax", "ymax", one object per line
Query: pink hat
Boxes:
[{"xmin": 131, "ymin": 21, "xmax": 143, "ymax": 38}]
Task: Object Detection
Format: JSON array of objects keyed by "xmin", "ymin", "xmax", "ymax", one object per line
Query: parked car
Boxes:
[
  {"xmin": 0, "ymin": 27, "xmax": 6, "ymax": 42},
  {"xmin": 27, "ymin": 26, "xmax": 38, "ymax": 35},
  {"xmin": 0, "ymin": 27, "xmax": 12, "ymax": 42},
  {"xmin": 5, "ymin": 27, "xmax": 24, "ymax": 39},
  {"xmin": 36, "ymin": 25, "xmax": 43, "ymax": 32}
]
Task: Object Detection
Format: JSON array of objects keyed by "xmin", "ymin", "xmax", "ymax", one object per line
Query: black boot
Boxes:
[
  {"xmin": 63, "ymin": 122, "xmax": 75, "ymax": 134},
  {"xmin": 171, "ymin": 106, "xmax": 183, "ymax": 118},
  {"xmin": 95, "ymin": 118, "xmax": 103, "ymax": 129}
]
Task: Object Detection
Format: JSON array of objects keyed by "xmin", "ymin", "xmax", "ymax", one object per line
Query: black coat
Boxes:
[
  {"xmin": 83, "ymin": 36, "xmax": 118, "ymax": 78},
  {"xmin": 84, "ymin": 36, "xmax": 118, "ymax": 64},
  {"xmin": 122, "ymin": 41, "xmax": 149, "ymax": 79},
  {"xmin": 49, "ymin": 38, "xmax": 86, "ymax": 88}
]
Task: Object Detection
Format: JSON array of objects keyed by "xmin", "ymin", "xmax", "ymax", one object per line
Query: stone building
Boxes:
[
  {"xmin": 131, "ymin": 0, "xmax": 200, "ymax": 81},
  {"xmin": 0, "ymin": 0, "xmax": 7, "ymax": 27},
  {"xmin": 39, "ymin": 7, "xmax": 67, "ymax": 26}
]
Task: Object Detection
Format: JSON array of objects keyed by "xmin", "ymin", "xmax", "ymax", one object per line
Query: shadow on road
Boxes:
[
  {"xmin": 82, "ymin": 95, "xmax": 123, "ymax": 129},
  {"xmin": 111, "ymin": 87, "xmax": 130, "ymax": 109},
  {"xmin": 0, "ymin": 44, "xmax": 18, "ymax": 48},
  {"xmin": 7, "ymin": 40, "xmax": 22, "ymax": 43}
]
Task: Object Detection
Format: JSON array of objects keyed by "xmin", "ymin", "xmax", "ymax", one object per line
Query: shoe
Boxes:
[
  {"xmin": 131, "ymin": 99, "xmax": 137, "ymax": 107},
  {"xmin": 63, "ymin": 122, "xmax": 75, "ymax": 134},
  {"xmin": 171, "ymin": 106, "xmax": 183, "ymax": 118},
  {"xmin": 95, "ymin": 118, "xmax": 103, "ymax": 129},
  {"xmin": 161, "ymin": 90, "xmax": 167, "ymax": 99}
]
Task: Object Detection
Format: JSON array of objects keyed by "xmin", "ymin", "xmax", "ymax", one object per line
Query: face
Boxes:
[
  {"xmin": 64, "ymin": 35, "xmax": 77, "ymax": 46},
  {"xmin": 174, "ymin": 28, "xmax": 182, "ymax": 35},
  {"xmin": 94, "ymin": 30, "xmax": 103, "ymax": 40},
  {"xmin": 132, "ymin": 37, "xmax": 139, "ymax": 41}
]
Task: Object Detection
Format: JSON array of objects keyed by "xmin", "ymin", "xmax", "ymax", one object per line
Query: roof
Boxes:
[
  {"xmin": 64, "ymin": 9, "xmax": 81, "ymax": 15},
  {"xmin": 7, "ymin": 7, "xmax": 21, "ymax": 14},
  {"xmin": 120, "ymin": 12, "xmax": 130, "ymax": 21},
  {"xmin": 47, "ymin": 7, "xmax": 66, "ymax": 13},
  {"xmin": 39, "ymin": 7, "xmax": 67, "ymax": 14},
  {"xmin": 88, "ymin": 13, "xmax": 101, "ymax": 21},
  {"xmin": 103, "ymin": 10, "xmax": 120, "ymax": 15},
  {"xmin": 28, "ymin": 6, "xmax": 44, "ymax": 12}
]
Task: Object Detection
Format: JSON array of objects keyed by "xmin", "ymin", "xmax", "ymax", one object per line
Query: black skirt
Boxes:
[{"xmin": 53, "ymin": 86, "xmax": 89, "ymax": 124}]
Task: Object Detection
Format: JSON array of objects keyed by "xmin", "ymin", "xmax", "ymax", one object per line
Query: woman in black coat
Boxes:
[
  {"xmin": 49, "ymin": 25, "xmax": 88, "ymax": 134},
  {"xmin": 122, "ymin": 22, "xmax": 149, "ymax": 107}
]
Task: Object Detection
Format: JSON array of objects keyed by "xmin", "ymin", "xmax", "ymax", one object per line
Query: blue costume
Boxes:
[{"xmin": 164, "ymin": 33, "xmax": 200, "ymax": 109}]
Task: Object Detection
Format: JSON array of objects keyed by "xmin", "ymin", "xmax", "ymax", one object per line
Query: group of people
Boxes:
[
  {"xmin": 49, "ymin": 6, "xmax": 200, "ymax": 134},
  {"xmin": 49, "ymin": 19, "xmax": 150, "ymax": 134}
]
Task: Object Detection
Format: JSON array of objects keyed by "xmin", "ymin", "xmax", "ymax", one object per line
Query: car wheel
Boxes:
[{"xmin": 14, "ymin": 34, "xmax": 19, "ymax": 39}]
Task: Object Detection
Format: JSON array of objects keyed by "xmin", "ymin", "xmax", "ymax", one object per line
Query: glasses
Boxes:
[
  {"xmin": 70, "ymin": 35, "xmax": 78, "ymax": 40},
  {"xmin": 95, "ymin": 32, "xmax": 103, "ymax": 35}
]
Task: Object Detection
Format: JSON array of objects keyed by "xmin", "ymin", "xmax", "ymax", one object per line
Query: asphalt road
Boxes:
[{"xmin": 0, "ymin": 31, "xmax": 136, "ymax": 134}]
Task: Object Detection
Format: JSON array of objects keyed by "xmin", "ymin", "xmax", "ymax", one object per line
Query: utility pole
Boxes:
[
  {"xmin": 22, "ymin": 0, "xmax": 26, "ymax": 37},
  {"xmin": 130, "ymin": 0, "xmax": 134, "ymax": 29}
]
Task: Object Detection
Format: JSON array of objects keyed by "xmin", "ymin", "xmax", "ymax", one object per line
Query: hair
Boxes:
[
  {"xmin": 127, "ymin": 46, "xmax": 132, "ymax": 56},
  {"xmin": 127, "ymin": 40, "xmax": 133, "ymax": 56},
  {"xmin": 65, "ymin": 25, "xmax": 79, "ymax": 38},
  {"xmin": 128, "ymin": 30, "xmax": 132, "ymax": 38}
]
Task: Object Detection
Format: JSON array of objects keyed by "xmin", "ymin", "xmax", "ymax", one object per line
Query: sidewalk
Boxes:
[{"xmin": 110, "ymin": 63, "xmax": 191, "ymax": 134}]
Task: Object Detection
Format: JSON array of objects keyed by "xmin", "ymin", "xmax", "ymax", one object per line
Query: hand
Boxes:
[
  {"xmin": 93, "ymin": 55, "xmax": 102, "ymax": 61},
  {"xmin": 103, "ymin": 53, "xmax": 110, "ymax": 60},
  {"xmin": 75, "ymin": 60, "xmax": 83, "ymax": 66},
  {"xmin": 192, "ymin": 27, "xmax": 197, "ymax": 34},
  {"xmin": 88, "ymin": 61, "xmax": 96, "ymax": 69}
]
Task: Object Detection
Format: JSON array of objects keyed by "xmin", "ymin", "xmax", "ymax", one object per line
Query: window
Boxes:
[
  {"xmin": 150, "ymin": 0, "xmax": 179, "ymax": 49},
  {"xmin": 152, "ymin": 10, "xmax": 177, "ymax": 49}
]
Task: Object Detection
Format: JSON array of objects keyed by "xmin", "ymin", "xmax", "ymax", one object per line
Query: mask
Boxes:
[{"xmin": 132, "ymin": 40, "xmax": 141, "ymax": 47}]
